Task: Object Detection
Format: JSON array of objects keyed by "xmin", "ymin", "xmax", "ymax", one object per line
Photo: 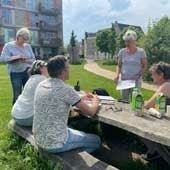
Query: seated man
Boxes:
[{"xmin": 33, "ymin": 55, "xmax": 101, "ymax": 153}]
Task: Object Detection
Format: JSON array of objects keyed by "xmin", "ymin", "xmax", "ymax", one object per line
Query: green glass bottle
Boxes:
[
  {"xmin": 155, "ymin": 93, "xmax": 166, "ymax": 115},
  {"xmin": 131, "ymin": 88, "xmax": 144, "ymax": 114}
]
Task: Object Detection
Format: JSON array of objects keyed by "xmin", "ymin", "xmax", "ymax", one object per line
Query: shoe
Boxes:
[
  {"xmin": 118, "ymin": 99, "xmax": 129, "ymax": 103},
  {"xmin": 141, "ymin": 152, "xmax": 161, "ymax": 161}
]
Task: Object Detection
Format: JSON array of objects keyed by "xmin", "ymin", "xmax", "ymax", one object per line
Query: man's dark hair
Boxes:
[{"xmin": 47, "ymin": 55, "xmax": 67, "ymax": 78}]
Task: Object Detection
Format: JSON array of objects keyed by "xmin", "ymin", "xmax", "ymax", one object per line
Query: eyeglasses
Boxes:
[{"xmin": 22, "ymin": 36, "xmax": 29, "ymax": 41}]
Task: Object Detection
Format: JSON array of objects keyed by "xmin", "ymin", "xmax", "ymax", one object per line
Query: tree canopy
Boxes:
[{"xmin": 142, "ymin": 16, "xmax": 170, "ymax": 65}]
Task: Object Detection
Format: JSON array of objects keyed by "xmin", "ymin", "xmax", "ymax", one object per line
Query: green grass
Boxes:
[
  {"xmin": 95, "ymin": 60, "xmax": 117, "ymax": 72},
  {"xmin": 0, "ymin": 63, "xmax": 156, "ymax": 169},
  {"xmin": 67, "ymin": 63, "xmax": 121, "ymax": 99},
  {"xmin": 0, "ymin": 65, "xmax": 61, "ymax": 170}
]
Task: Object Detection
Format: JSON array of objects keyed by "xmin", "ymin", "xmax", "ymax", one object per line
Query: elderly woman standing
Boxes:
[
  {"xmin": 11, "ymin": 60, "xmax": 48, "ymax": 127},
  {"xmin": 114, "ymin": 30, "xmax": 147, "ymax": 103},
  {"xmin": 1, "ymin": 27, "xmax": 35, "ymax": 104}
]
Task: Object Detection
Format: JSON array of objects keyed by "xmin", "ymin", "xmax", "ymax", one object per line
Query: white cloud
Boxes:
[{"xmin": 63, "ymin": 0, "xmax": 170, "ymax": 44}]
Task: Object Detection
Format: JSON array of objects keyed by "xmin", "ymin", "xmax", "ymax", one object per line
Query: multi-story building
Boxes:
[{"xmin": 0, "ymin": 0, "xmax": 63, "ymax": 59}]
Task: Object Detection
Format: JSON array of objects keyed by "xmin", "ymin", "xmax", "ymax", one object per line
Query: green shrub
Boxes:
[{"xmin": 102, "ymin": 59, "xmax": 117, "ymax": 65}]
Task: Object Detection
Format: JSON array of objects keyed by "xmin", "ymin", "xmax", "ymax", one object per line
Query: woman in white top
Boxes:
[{"xmin": 11, "ymin": 60, "xmax": 48, "ymax": 126}]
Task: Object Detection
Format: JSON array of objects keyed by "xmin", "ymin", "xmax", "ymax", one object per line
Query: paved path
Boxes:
[{"xmin": 84, "ymin": 60, "xmax": 157, "ymax": 91}]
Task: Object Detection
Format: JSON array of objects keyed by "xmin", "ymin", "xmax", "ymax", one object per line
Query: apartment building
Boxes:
[{"xmin": 0, "ymin": 0, "xmax": 63, "ymax": 59}]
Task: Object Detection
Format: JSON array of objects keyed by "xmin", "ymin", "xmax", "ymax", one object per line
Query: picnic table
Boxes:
[
  {"xmin": 77, "ymin": 98, "xmax": 170, "ymax": 166},
  {"xmin": 96, "ymin": 101, "xmax": 170, "ymax": 147}
]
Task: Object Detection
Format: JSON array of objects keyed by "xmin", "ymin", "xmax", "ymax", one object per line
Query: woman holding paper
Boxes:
[
  {"xmin": 114, "ymin": 30, "xmax": 147, "ymax": 103},
  {"xmin": 1, "ymin": 27, "xmax": 35, "ymax": 104}
]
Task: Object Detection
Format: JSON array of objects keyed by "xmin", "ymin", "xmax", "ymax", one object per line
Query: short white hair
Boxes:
[
  {"xmin": 123, "ymin": 30, "xmax": 137, "ymax": 41},
  {"xmin": 16, "ymin": 27, "xmax": 30, "ymax": 39}
]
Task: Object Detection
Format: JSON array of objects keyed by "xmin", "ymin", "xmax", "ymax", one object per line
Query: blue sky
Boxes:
[{"xmin": 63, "ymin": 0, "xmax": 170, "ymax": 45}]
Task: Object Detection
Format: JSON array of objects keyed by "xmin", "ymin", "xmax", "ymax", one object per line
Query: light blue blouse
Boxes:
[{"xmin": 0, "ymin": 41, "xmax": 35, "ymax": 73}]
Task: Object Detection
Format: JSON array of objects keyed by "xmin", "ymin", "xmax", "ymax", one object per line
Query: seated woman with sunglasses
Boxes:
[
  {"xmin": 141, "ymin": 62, "xmax": 170, "ymax": 161},
  {"xmin": 11, "ymin": 60, "xmax": 48, "ymax": 126}
]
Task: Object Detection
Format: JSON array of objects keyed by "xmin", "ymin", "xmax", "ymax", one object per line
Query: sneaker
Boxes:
[{"xmin": 141, "ymin": 152, "xmax": 161, "ymax": 161}]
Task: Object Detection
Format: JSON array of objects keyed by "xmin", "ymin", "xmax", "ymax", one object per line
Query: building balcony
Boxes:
[
  {"xmin": 40, "ymin": 38, "xmax": 62, "ymax": 47},
  {"xmin": 39, "ymin": 3, "xmax": 59, "ymax": 16},
  {"xmin": 39, "ymin": 22, "xmax": 58, "ymax": 32}
]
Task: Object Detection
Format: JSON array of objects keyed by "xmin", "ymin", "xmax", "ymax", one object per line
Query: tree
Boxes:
[
  {"xmin": 142, "ymin": 16, "xmax": 170, "ymax": 65},
  {"xmin": 116, "ymin": 26, "xmax": 144, "ymax": 53},
  {"xmin": 68, "ymin": 30, "xmax": 80, "ymax": 64},
  {"xmin": 70, "ymin": 30, "xmax": 76, "ymax": 47},
  {"xmin": 96, "ymin": 29, "xmax": 110, "ymax": 56},
  {"xmin": 108, "ymin": 25, "xmax": 116, "ymax": 58}
]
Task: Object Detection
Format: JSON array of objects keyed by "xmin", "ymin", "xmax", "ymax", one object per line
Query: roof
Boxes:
[
  {"xmin": 114, "ymin": 21, "xmax": 143, "ymax": 32},
  {"xmin": 85, "ymin": 32, "xmax": 96, "ymax": 38}
]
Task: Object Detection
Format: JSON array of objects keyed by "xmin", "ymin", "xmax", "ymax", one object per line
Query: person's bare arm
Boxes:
[
  {"xmin": 144, "ymin": 83, "xmax": 169, "ymax": 109},
  {"xmin": 140, "ymin": 57, "xmax": 147, "ymax": 75},
  {"xmin": 113, "ymin": 57, "xmax": 121, "ymax": 83},
  {"xmin": 75, "ymin": 95, "xmax": 100, "ymax": 116}
]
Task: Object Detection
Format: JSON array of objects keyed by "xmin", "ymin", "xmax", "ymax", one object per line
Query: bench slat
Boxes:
[{"xmin": 8, "ymin": 119, "xmax": 118, "ymax": 170}]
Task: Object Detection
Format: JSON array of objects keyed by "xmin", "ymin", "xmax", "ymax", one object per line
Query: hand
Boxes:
[
  {"xmin": 10, "ymin": 55, "xmax": 25, "ymax": 62},
  {"xmin": 91, "ymin": 94, "xmax": 100, "ymax": 104},
  {"xmin": 131, "ymin": 73, "xmax": 141, "ymax": 80},
  {"xmin": 113, "ymin": 75, "xmax": 119, "ymax": 84},
  {"xmin": 81, "ymin": 93, "xmax": 94, "ymax": 101}
]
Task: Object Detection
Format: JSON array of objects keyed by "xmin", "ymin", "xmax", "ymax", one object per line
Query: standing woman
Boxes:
[
  {"xmin": 114, "ymin": 30, "xmax": 147, "ymax": 103},
  {"xmin": 1, "ymin": 27, "xmax": 35, "ymax": 104}
]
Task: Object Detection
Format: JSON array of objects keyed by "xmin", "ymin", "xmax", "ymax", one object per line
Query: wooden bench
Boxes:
[{"xmin": 8, "ymin": 119, "xmax": 119, "ymax": 170}]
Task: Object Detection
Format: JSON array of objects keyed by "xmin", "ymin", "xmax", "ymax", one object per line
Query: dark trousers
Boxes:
[{"xmin": 10, "ymin": 70, "xmax": 29, "ymax": 105}]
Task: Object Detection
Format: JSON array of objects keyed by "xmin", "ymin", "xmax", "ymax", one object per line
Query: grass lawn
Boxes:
[
  {"xmin": 0, "ymin": 62, "xmax": 157, "ymax": 170},
  {"xmin": 95, "ymin": 60, "xmax": 117, "ymax": 72}
]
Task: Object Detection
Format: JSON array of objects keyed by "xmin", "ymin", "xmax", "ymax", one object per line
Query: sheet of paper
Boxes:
[
  {"xmin": 116, "ymin": 80, "xmax": 135, "ymax": 90},
  {"xmin": 98, "ymin": 95, "xmax": 115, "ymax": 101}
]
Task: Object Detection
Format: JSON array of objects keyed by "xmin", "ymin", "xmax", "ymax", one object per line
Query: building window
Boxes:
[
  {"xmin": 29, "ymin": 13, "xmax": 38, "ymax": 27},
  {"xmin": 30, "ymin": 30, "xmax": 38, "ymax": 45},
  {"xmin": 41, "ymin": 32, "xmax": 57, "ymax": 40},
  {"xmin": 41, "ymin": 15, "xmax": 56, "ymax": 27},
  {"xmin": 41, "ymin": 0, "xmax": 54, "ymax": 9},
  {"xmin": 4, "ymin": 28, "xmax": 14, "ymax": 42},
  {"xmin": 26, "ymin": 0, "xmax": 36, "ymax": 10},
  {"xmin": 2, "ymin": 8, "xmax": 13, "ymax": 25},
  {"xmin": 15, "ymin": 11, "xmax": 26, "ymax": 26},
  {"xmin": 2, "ymin": 0, "xmax": 13, "ymax": 6}
]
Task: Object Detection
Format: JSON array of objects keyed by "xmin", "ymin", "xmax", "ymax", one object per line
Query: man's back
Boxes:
[{"xmin": 33, "ymin": 78, "xmax": 80, "ymax": 150}]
